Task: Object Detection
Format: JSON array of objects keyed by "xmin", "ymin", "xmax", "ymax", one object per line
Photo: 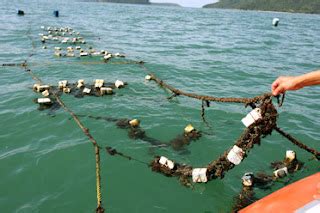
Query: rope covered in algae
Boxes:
[
  {"xmin": 54, "ymin": 93, "xmax": 104, "ymax": 213},
  {"xmin": 275, "ymin": 126, "xmax": 320, "ymax": 159},
  {"xmin": 24, "ymin": 63, "xmax": 105, "ymax": 212},
  {"xmin": 139, "ymin": 64, "xmax": 273, "ymax": 104}
]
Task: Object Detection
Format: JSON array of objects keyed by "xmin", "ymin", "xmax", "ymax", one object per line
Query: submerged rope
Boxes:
[
  {"xmin": 24, "ymin": 62, "xmax": 105, "ymax": 212},
  {"xmin": 275, "ymin": 126, "xmax": 320, "ymax": 160},
  {"xmin": 140, "ymin": 65, "xmax": 273, "ymax": 105}
]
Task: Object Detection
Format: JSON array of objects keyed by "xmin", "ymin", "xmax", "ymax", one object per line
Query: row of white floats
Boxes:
[
  {"xmin": 53, "ymin": 48, "xmax": 125, "ymax": 59},
  {"xmin": 155, "ymin": 106, "xmax": 286, "ymax": 183},
  {"xmin": 40, "ymin": 26, "xmax": 83, "ymax": 44},
  {"xmin": 159, "ymin": 150, "xmax": 296, "ymax": 184},
  {"xmin": 34, "ymin": 79, "xmax": 125, "ymax": 104}
]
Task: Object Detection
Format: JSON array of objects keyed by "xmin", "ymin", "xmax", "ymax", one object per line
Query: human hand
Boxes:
[{"xmin": 271, "ymin": 76, "xmax": 301, "ymax": 96}]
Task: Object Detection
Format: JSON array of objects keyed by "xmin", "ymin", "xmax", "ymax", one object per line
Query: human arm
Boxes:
[{"xmin": 271, "ymin": 70, "xmax": 320, "ymax": 96}]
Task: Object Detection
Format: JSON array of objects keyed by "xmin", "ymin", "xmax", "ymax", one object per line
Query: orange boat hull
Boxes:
[{"xmin": 240, "ymin": 172, "xmax": 320, "ymax": 213}]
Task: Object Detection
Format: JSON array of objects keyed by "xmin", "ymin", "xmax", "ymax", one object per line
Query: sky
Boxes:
[{"xmin": 150, "ymin": 0, "xmax": 218, "ymax": 8}]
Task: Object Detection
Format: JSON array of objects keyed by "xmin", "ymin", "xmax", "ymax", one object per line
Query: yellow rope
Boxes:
[
  {"xmin": 95, "ymin": 145, "xmax": 102, "ymax": 208},
  {"xmin": 25, "ymin": 66, "xmax": 105, "ymax": 212}
]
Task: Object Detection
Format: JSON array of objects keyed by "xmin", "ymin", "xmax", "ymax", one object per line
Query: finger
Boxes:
[
  {"xmin": 271, "ymin": 78, "xmax": 282, "ymax": 90},
  {"xmin": 273, "ymin": 85, "xmax": 284, "ymax": 96},
  {"xmin": 271, "ymin": 81, "xmax": 279, "ymax": 91}
]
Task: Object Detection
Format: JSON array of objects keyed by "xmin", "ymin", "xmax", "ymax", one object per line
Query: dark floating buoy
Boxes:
[
  {"xmin": 17, "ymin": 10, "xmax": 24, "ymax": 16},
  {"xmin": 53, "ymin": 10, "xmax": 59, "ymax": 17}
]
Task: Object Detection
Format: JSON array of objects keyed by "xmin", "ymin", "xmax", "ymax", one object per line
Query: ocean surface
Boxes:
[{"xmin": 0, "ymin": 1, "xmax": 319, "ymax": 212}]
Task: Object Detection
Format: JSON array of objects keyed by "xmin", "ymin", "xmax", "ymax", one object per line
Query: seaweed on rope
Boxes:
[{"xmin": 1, "ymin": 24, "xmax": 318, "ymax": 212}]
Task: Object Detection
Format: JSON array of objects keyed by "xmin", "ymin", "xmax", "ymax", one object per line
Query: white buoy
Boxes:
[
  {"xmin": 274, "ymin": 167, "xmax": 288, "ymax": 178},
  {"xmin": 58, "ymin": 80, "xmax": 68, "ymax": 89},
  {"xmin": 66, "ymin": 53, "xmax": 75, "ymax": 57},
  {"xmin": 115, "ymin": 80, "xmax": 124, "ymax": 88},
  {"xmin": 114, "ymin": 53, "xmax": 125, "ymax": 57},
  {"xmin": 94, "ymin": 79, "xmax": 104, "ymax": 88},
  {"xmin": 192, "ymin": 168, "xmax": 208, "ymax": 183},
  {"xmin": 77, "ymin": 79, "xmax": 85, "ymax": 88},
  {"xmin": 286, "ymin": 150, "xmax": 296, "ymax": 162},
  {"xmin": 241, "ymin": 108, "xmax": 262, "ymax": 127},
  {"xmin": 159, "ymin": 156, "xmax": 175, "ymax": 170},
  {"xmin": 227, "ymin": 145, "xmax": 245, "ymax": 165},
  {"xmin": 100, "ymin": 87, "xmax": 113, "ymax": 95},
  {"xmin": 242, "ymin": 172, "xmax": 254, "ymax": 187},
  {"xmin": 145, "ymin": 75, "xmax": 152, "ymax": 80},
  {"xmin": 103, "ymin": 54, "xmax": 112, "ymax": 60},
  {"xmin": 42, "ymin": 90, "xmax": 50, "ymax": 97},
  {"xmin": 80, "ymin": 52, "xmax": 89, "ymax": 57},
  {"xmin": 83, "ymin": 88, "xmax": 91, "ymax": 94},
  {"xmin": 272, "ymin": 18, "xmax": 279, "ymax": 27},
  {"xmin": 63, "ymin": 87, "xmax": 71, "ymax": 93},
  {"xmin": 184, "ymin": 124, "xmax": 194, "ymax": 134},
  {"xmin": 37, "ymin": 98, "xmax": 52, "ymax": 104},
  {"xmin": 129, "ymin": 119, "xmax": 140, "ymax": 127},
  {"xmin": 54, "ymin": 52, "xmax": 62, "ymax": 57}
]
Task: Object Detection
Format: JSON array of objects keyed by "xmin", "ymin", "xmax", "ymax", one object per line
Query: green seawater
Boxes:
[{"xmin": 0, "ymin": 1, "xmax": 319, "ymax": 212}]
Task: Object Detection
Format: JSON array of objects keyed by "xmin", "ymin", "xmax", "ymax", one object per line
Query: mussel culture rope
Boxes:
[
  {"xmin": 1, "ymin": 23, "xmax": 319, "ymax": 212},
  {"xmin": 139, "ymin": 65, "xmax": 320, "ymax": 160}
]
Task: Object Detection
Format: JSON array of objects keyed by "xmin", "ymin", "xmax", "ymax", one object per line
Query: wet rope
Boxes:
[
  {"xmin": 139, "ymin": 64, "xmax": 273, "ymax": 105},
  {"xmin": 54, "ymin": 93, "xmax": 104, "ymax": 212},
  {"xmin": 23, "ymin": 62, "xmax": 105, "ymax": 212},
  {"xmin": 275, "ymin": 126, "xmax": 320, "ymax": 160}
]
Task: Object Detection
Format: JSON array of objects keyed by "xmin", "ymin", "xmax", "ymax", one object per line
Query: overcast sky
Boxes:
[{"xmin": 151, "ymin": 0, "xmax": 218, "ymax": 8}]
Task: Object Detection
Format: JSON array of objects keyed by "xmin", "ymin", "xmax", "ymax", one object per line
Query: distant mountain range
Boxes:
[
  {"xmin": 203, "ymin": 0, "xmax": 320, "ymax": 14},
  {"xmin": 84, "ymin": 0, "xmax": 180, "ymax": 7},
  {"xmin": 85, "ymin": 0, "xmax": 149, "ymax": 3}
]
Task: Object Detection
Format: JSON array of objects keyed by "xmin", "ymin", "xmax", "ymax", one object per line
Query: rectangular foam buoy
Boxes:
[
  {"xmin": 77, "ymin": 79, "xmax": 84, "ymax": 88},
  {"xmin": 159, "ymin": 156, "xmax": 168, "ymax": 165},
  {"xmin": 95, "ymin": 79, "xmax": 104, "ymax": 88},
  {"xmin": 42, "ymin": 90, "xmax": 49, "ymax": 97},
  {"xmin": 75, "ymin": 46, "xmax": 81, "ymax": 50},
  {"xmin": 273, "ymin": 167, "xmax": 288, "ymax": 178},
  {"xmin": 83, "ymin": 88, "xmax": 91, "ymax": 94},
  {"xmin": 115, "ymin": 80, "xmax": 124, "ymax": 88},
  {"xmin": 66, "ymin": 53, "xmax": 75, "ymax": 57},
  {"xmin": 37, "ymin": 98, "xmax": 51, "ymax": 104},
  {"xmin": 114, "ymin": 53, "xmax": 125, "ymax": 57},
  {"xmin": 104, "ymin": 54, "xmax": 112, "ymax": 60},
  {"xmin": 54, "ymin": 47, "xmax": 61, "ymax": 50},
  {"xmin": 227, "ymin": 145, "xmax": 245, "ymax": 165},
  {"xmin": 58, "ymin": 80, "xmax": 68, "ymax": 88},
  {"xmin": 62, "ymin": 38, "xmax": 68, "ymax": 43},
  {"xmin": 80, "ymin": 52, "xmax": 88, "ymax": 57},
  {"xmin": 158, "ymin": 156, "xmax": 175, "ymax": 170},
  {"xmin": 100, "ymin": 87, "xmax": 113, "ymax": 95},
  {"xmin": 63, "ymin": 87, "xmax": 71, "ymax": 93},
  {"xmin": 91, "ymin": 52, "xmax": 101, "ymax": 56},
  {"xmin": 192, "ymin": 168, "xmax": 208, "ymax": 183},
  {"xmin": 241, "ymin": 108, "xmax": 262, "ymax": 127},
  {"xmin": 286, "ymin": 150, "xmax": 296, "ymax": 161},
  {"xmin": 37, "ymin": 85, "xmax": 50, "ymax": 92},
  {"xmin": 145, "ymin": 75, "xmax": 152, "ymax": 80}
]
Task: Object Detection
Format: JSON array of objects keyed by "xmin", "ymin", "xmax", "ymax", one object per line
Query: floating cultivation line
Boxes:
[{"xmin": 1, "ymin": 24, "xmax": 318, "ymax": 212}]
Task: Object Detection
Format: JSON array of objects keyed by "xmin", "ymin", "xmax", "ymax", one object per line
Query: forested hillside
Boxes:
[{"xmin": 203, "ymin": 0, "xmax": 320, "ymax": 14}]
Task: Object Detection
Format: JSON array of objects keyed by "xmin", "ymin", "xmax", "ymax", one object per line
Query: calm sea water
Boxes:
[{"xmin": 0, "ymin": 1, "xmax": 319, "ymax": 212}]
